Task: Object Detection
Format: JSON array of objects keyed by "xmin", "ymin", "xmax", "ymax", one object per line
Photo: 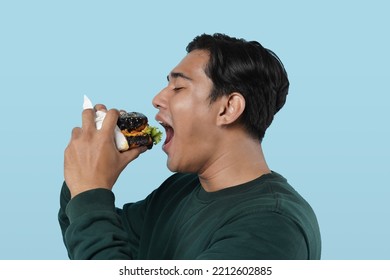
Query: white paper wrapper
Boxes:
[{"xmin": 83, "ymin": 95, "xmax": 129, "ymax": 151}]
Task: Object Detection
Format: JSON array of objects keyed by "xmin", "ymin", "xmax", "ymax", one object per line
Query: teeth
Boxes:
[{"xmin": 158, "ymin": 121, "xmax": 169, "ymax": 127}]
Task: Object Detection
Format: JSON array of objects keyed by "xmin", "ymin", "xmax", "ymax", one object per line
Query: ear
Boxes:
[{"xmin": 216, "ymin": 92, "xmax": 245, "ymax": 126}]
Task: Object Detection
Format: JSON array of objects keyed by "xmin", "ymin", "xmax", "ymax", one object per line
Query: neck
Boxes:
[{"xmin": 198, "ymin": 135, "xmax": 270, "ymax": 192}]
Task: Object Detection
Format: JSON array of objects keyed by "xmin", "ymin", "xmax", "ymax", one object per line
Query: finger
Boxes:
[
  {"xmin": 101, "ymin": 109, "xmax": 119, "ymax": 132},
  {"xmin": 82, "ymin": 108, "xmax": 96, "ymax": 132},
  {"xmin": 71, "ymin": 127, "xmax": 82, "ymax": 139},
  {"xmin": 65, "ymin": 127, "xmax": 82, "ymax": 160},
  {"xmin": 66, "ymin": 127, "xmax": 81, "ymax": 150},
  {"xmin": 94, "ymin": 104, "xmax": 108, "ymax": 112}
]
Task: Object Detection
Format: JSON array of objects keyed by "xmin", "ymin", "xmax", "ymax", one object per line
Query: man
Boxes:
[{"xmin": 59, "ymin": 33, "xmax": 321, "ymax": 259}]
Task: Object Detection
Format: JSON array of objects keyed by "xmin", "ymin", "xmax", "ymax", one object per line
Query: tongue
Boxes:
[{"xmin": 164, "ymin": 127, "xmax": 174, "ymax": 145}]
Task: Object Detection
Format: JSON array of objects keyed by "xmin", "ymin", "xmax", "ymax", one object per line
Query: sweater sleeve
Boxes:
[
  {"xmin": 196, "ymin": 212, "xmax": 309, "ymax": 260},
  {"xmin": 58, "ymin": 182, "xmax": 138, "ymax": 259}
]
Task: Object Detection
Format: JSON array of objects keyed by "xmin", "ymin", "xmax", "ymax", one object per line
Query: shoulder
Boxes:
[
  {"xmin": 242, "ymin": 172, "xmax": 320, "ymax": 231},
  {"xmin": 224, "ymin": 171, "xmax": 322, "ymax": 259},
  {"xmin": 260, "ymin": 172, "xmax": 322, "ymax": 259},
  {"xmin": 245, "ymin": 171, "xmax": 315, "ymax": 216}
]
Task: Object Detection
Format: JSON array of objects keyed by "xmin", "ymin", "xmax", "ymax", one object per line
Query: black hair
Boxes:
[{"xmin": 186, "ymin": 33, "xmax": 289, "ymax": 140}]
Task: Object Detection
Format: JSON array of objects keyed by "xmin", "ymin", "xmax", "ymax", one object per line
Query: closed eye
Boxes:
[{"xmin": 173, "ymin": 87, "xmax": 184, "ymax": 92}]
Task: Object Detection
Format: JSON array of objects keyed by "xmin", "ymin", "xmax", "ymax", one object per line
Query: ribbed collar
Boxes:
[{"xmin": 196, "ymin": 171, "xmax": 284, "ymax": 202}]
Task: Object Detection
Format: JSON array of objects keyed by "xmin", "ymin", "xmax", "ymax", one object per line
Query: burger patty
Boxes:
[{"xmin": 125, "ymin": 135, "xmax": 153, "ymax": 149}]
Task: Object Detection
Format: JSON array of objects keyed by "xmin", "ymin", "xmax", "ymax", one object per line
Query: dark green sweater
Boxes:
[{"xmin": 59, "ymin": 172, "xmax": 321, "ymax": 259}]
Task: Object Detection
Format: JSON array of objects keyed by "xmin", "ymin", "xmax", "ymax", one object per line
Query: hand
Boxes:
[{"xmin": 64, "ymin": 104, "xmax": 147, "ymax": 198}]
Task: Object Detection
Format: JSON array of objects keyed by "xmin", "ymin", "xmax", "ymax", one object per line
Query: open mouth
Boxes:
[{"xmin": 159, "ymin": 122, "xmax": 174, "ymax": 146}]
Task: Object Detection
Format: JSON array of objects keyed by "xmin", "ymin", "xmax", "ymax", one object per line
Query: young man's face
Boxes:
[{"xmin": 153, "ymin": 50, "xmax": 223, "ymax": 173}]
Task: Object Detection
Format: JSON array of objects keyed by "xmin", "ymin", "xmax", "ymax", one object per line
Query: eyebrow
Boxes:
[{"xmin": 167, "ymin": 71, "xmax": 193, "ymax": 82}]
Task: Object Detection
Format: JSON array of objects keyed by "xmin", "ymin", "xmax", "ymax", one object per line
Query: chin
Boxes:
[
  {"xmin": 166, "ymin": 157, "xmax": 186, "ymax": 173},
  {"xmin": 166, "ymin": 160, "xmax": 181, "ymax": 173},
  {"xmin": 165, "ymin": 157, "xmax": 176, "ymax": 172}
]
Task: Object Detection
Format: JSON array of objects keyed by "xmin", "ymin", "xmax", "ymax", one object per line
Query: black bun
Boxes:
[{"xmin": 117, "ymin": 112, "xmax": 148, "ymax": 131}]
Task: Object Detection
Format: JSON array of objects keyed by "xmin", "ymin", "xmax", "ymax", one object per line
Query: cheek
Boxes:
[
  {"xmin": 177, "ymin": 115, "xmax": 215, "ymax": 154},
  {"xmin": 169, "ymin": 109, "xmax": 218, "ymax": 173},
  {"xmin": 170, "ymin": 94, "xmax": 217, "ymax": 147}
]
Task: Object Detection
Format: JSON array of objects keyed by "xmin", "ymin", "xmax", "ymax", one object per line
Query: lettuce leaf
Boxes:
[{"xmin": 142, "ymin": 126, "xmax": 163, "ymax": 145}]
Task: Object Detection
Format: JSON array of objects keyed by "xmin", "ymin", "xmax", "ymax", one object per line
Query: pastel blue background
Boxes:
[{"xmin": 0, "ymin": 0, "xmax": 389, "ymax": 260}]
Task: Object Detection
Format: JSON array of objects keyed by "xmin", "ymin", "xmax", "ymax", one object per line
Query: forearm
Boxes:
[
  {"xmin": 60, "ymin": 185, "xmax": 134, "ymax": 259},
  {"xmin": 58, "ymin": 181, "xmax": 71, "ymax": 250}
]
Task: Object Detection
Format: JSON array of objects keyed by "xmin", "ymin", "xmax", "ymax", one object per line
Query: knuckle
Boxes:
[
  {"xmin": 107, "ymin": 108, "xmax": 119, "ymax": 117},
  {"xmin": 94, "ymin": 104, "xmax": 107, "ymax": 112}
]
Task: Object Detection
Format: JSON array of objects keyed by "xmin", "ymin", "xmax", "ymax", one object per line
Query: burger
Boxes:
[
  {"xmin": 117, "ymin": 111, "xmax": 162, "ymax": 150},
  {"xmin": 82, "ymin": 95, "xmax": 161, "ymax": 151}
]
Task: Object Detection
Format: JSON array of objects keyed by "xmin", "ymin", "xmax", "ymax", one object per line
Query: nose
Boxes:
[{"xmin": 152, "ymin": 86, "xmax": 168, "ymax": 109}]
